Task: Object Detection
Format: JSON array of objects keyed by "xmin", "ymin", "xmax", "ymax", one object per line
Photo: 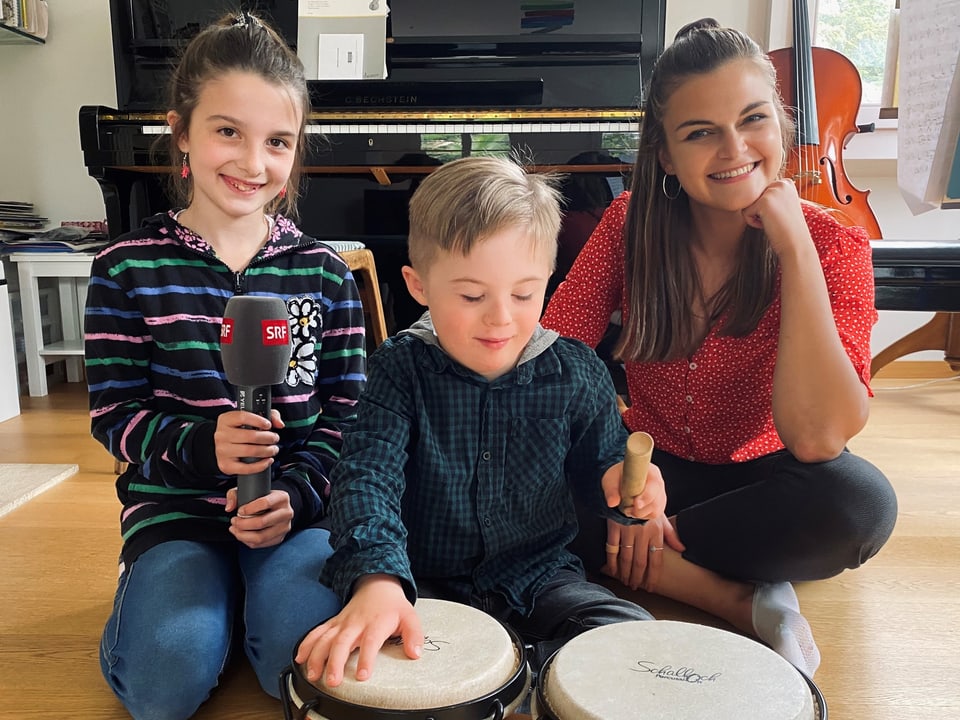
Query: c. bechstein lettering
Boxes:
[{"xmin": 345, "ymin": 95, "xmax": 418, "ymax": 105}]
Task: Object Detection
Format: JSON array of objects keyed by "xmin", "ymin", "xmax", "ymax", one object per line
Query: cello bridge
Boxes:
[{"xmin": 792, "ymin": 170, "xmax": 822, "ymax": 187}]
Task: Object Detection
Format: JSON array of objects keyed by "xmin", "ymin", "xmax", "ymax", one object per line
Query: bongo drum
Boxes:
[
  {"xmin": 280, "ymin": 598, "xmax": 530, "ymax": 720},
  {"xmin": 533, "ymin": 620, "xmax": 826, "ymax": 720}
]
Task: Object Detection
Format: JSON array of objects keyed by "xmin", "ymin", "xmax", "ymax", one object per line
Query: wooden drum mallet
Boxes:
[{"xmin": 619, "ymin": 431, "xmax": 654, "ymax": 511}]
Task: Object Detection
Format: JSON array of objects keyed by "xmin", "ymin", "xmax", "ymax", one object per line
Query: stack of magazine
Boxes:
[
  {"xmin": 0, "ymin": 201, "xmax": 46, "ymax": 232},
  {"xmin": 0, "ymin": 226, "xmax": 108, "ymax": 254}
]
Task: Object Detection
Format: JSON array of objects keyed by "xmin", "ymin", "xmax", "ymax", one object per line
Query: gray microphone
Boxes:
[{"xmin": 220, "ymin": 295, "xmax": 291, "ymax": 508}]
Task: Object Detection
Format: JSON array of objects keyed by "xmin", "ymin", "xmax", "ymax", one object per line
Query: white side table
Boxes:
[
  {"xmin": 9, "ymin": 252, "xmax": 94, "ymax": 397},
  {"xmin": 0, "ymin": 260, "xmax": 21, "ymax": 421}
]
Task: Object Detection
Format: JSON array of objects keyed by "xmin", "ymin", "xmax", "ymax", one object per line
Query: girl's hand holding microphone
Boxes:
[{"xmin": 216, "ymin": 408, "xmax": 293, "ymax": 547}]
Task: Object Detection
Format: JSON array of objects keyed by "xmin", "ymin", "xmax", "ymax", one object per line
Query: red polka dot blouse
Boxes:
[{"xmin": 542, "ymin": 192, "xmax": 877, "ymax": 464}]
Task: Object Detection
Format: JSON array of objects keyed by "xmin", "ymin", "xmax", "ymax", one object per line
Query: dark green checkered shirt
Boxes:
[{"xmin": 322, "ymin": 318, "xmax": 632, "ymax": 615}]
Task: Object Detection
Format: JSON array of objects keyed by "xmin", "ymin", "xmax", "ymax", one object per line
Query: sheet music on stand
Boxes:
[{"xmin": 897, "ymin": 0, "xmax": 960, "ymax": 215}]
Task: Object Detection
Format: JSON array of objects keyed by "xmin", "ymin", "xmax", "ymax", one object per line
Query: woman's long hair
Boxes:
[{"xmin": 615, "ymin": 18, "xmax": 795, "ymax": 363}]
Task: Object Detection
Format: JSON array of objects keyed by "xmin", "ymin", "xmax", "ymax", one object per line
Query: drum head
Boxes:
[
  {"xmin": 538, "ymin": 620, "xmax": 819, "ymax": 720},
  {"xmin": 290, "ymin": 598, "xmax": 527, "ymax": 717}
]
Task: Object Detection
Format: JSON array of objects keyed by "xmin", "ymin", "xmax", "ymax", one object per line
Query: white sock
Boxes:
[{"xmin": 752, "ymin": 582, "xmax": 821, "ymax": 677}]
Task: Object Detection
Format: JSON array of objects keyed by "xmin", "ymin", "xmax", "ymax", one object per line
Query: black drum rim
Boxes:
[
  {"xmin": 281, "ymin": 621, "xmax": 530, "ymax": 720},
  {"xmin": 799, "ymin": 669, "xmax": 828, "ymax": 720}
]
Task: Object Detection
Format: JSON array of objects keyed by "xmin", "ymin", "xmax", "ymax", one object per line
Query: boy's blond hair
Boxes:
[{"xmin": 407, "ymin": 156, "xmax": 562, "ymax": 272}]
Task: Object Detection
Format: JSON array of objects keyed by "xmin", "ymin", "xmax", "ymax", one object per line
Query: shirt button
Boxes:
[
  {"xmin": 685, "ymin": 395, "xmax": 693, "ymax": 403},
  {"xmin": 688, "ymin": 362, "xmax": 697, "ymax": 370},
  {"xmin": 683, "ymin": 426, "xmax": 691, "ymax": 434},
  {"xmin": 481, "ymin": 451, "xmax": 491, "ymax": 461},
  {"xmin": 483, "ymin": 516, "xmax": 492, "ymax": 527},
  {"xmin": 687, "ymin": 455, "xmax": 696, "ymax": 461}
]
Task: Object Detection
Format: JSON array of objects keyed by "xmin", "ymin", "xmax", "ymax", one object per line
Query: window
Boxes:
[
  {"xmin": 814, "ymin": 0, "xmax": 898, "ymax": 105},
  {"xmin": 420, "ymin": 131, "xmax": 640, "ymax": 164},
  {"xmin": 421, "ymin": 134, "xmax": 512, "ymax": 162}
]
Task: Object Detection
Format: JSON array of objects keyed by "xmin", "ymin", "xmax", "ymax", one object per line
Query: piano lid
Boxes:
[
  {"xmin": 108, "ymin": 0, "xmax": 665, "ymax": 112},
  {"xmin": 390, "ymin": 0, "xmax": 646, "ymax": 42}
]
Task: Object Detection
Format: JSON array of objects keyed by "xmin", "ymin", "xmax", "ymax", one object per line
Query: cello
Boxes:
[{"xmin": 768, "ymin": 0, "xmax": 884, "ymax": 239}]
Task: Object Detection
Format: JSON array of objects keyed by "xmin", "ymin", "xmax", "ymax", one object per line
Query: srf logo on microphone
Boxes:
[
  {"xmin": 219, "ymin": 318, "xmax": 287, "ymax": 345},
  {"xmin": 262, "ymin": 319, "xmax": 289, "ymax": 345}
]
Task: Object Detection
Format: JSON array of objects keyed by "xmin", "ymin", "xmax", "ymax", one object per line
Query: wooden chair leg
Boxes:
[
  {"xmin": 871, "ymin": 311, "xmax": 960, "ymax": 376},
  {"xmin": 947, "ymin": 313, "xmax": 960, "ymax": 371},
  {"xmin": 340, "ymin": 249, "xmax": 388, "ymax": 347}
]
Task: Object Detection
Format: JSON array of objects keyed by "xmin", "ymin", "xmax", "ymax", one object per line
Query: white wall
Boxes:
[
  {"xmin": 0, "ymin": 0, "xmax": 955, "ymax": 360},
  {"xmin": 666, "ymin": 0, "xmax": 772, "ymax": 47},
  {"xmin": 0, "ymin": 0, "xmax": 116, "ymax": 225}
]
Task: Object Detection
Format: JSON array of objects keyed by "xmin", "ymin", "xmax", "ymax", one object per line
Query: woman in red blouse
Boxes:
[{"xmin": 542, "ymin": 19, "xmax": 897, "ymax": 678}]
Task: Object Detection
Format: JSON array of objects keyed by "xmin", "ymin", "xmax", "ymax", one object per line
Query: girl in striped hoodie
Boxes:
[{"xmin": 84, "ymin": 13, "xmax": 365, "ymax": 719}]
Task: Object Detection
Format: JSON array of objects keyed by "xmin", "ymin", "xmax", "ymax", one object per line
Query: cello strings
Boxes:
[
  {"xmin": 796, "ymin": 1, "xmax": 808, "ymax": 181},
  {"xmin": 796, "ymin": 0, "xmax": 817, "ymax": 184}
]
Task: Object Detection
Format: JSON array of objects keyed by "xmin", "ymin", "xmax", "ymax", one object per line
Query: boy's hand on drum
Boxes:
[{"xmin": 295, "ymin": 574, "xmax": 423, "ymax": 688}]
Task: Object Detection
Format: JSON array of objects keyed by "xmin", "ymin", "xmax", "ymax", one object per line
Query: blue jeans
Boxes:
[{"xmin": 99, "ymin": 530, "xmax": 340, "ymax": 720}]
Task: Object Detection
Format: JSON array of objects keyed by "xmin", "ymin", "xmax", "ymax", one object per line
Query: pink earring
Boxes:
[
  {"xmin": 180, "ymin": 154, "xmax": 190, "ymax": 179},
  {"xmin": 278, "ymin": 186, "xmax": 287, "ymax": 199}
]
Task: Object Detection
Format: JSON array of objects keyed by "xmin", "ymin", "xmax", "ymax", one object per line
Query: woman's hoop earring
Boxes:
[{"xmin": 662, "ymin": 174, "xmax": 681, "ymax": 200}]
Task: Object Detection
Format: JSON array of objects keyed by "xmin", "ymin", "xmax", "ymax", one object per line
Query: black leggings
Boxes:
[{"xmin": 572, "ymin": 448, "xmax": 898, "ymax": 584}]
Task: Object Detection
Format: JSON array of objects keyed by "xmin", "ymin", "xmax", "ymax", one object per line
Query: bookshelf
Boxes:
[
  {"xmin": 0, "ymin": 0, "xmax": 48, "ymax": 44},
  {"xmin": 0, "ymin": 24, "xmax": 44, "ymax": 44}
]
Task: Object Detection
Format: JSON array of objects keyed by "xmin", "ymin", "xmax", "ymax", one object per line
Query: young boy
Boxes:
[{"xmin": 296, "ymin": 156, "xmax": 662, "ymax": 689}]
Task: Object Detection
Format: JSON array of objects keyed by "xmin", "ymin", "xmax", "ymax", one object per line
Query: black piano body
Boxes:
[{"xmin": 81, "ymin": 0, "xmax": 665, "ymax": 330}]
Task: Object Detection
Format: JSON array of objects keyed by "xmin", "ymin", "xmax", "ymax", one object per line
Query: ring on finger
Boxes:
[
  {"xmin": 605, "ymin": 543, "xmax": 620, "ymax": 554},
  {"xmin": 649, "ymin": 546, "xmax": 663, "ymax": 553}
]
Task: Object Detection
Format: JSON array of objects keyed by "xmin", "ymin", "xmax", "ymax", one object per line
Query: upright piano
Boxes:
[{"xmin": 80, "ymin": 0, "xmax": 665, "ymax": 331}]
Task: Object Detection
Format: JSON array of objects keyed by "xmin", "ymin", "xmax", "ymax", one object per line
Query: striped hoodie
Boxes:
[{"xmin": 84, "ymin": 211, "xmax": 366, "ymax": 566}]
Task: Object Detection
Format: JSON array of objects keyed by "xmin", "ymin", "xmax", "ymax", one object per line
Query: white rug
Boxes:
[{"xmin": 0, "ymin": 463, "xmax": 79, "ymax": 519}]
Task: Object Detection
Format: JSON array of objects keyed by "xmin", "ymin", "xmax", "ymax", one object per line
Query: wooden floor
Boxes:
[{"xmin": 1, "ymin": 373, "xmax": 958, "ymax": 719}]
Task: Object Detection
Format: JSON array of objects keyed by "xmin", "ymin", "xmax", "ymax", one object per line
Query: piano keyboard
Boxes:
[
  {"xmin": 307, "ymin": 122, "xmax": 637, "ymax": 134},
  {"xmin": 140, "ymin": 121, "xmax": 637, "ymax": 135}
]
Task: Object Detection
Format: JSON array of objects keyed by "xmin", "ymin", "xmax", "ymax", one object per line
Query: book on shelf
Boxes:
[
  {"xmin": 1, "ymin": 0, "xmax": 47, "ymax": 38},
  {"xmin": 0, "ymin": 0, "xmax": 20, "ymax": 27}
]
